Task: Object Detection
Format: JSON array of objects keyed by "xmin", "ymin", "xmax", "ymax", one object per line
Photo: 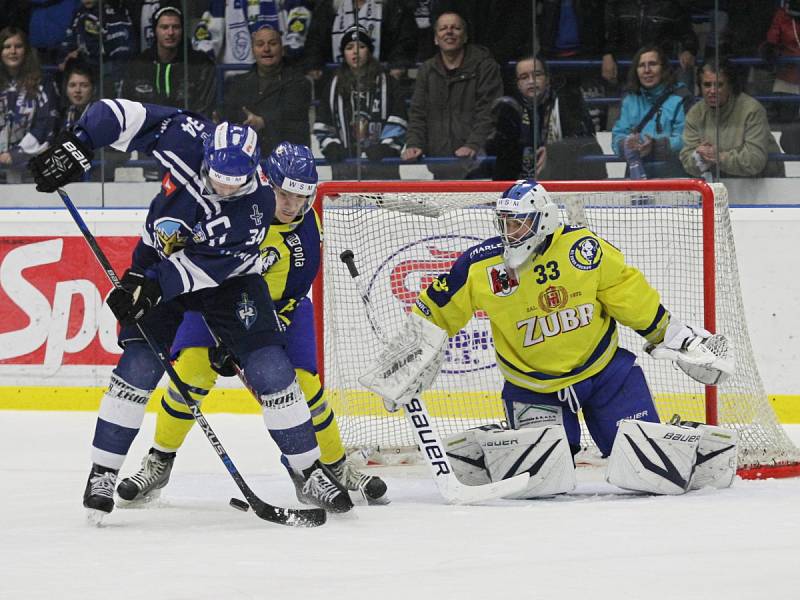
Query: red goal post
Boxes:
[{"xmin": 311, "ymin": 179, "xmax": 800, "ymax": 479}]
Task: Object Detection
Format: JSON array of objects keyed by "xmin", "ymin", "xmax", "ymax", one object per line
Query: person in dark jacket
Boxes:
[
  {"xmin": 313, "ymin": 25, "xmax": 407, "ymax": 180},
  {"xmin": 221, "ymin": 24, "xmax": 311, "ymax": 156},
  {"xmin": 488, "ymin": 55, "xmax": 605, "ymax": 181},
  {"xmin": 401, "ymin": 10, "xmax": 503, "ymax": 179},
  {"xmin": 304, "ymin": 0, "xmax": 417, "ymax": 81},
  {"xmin": 122, "ymin": 5, "xmax": 216, "ymax": 118},
  {"xmin": 603, "ymin": 0, "xmax": 698, "ymax": 84}
]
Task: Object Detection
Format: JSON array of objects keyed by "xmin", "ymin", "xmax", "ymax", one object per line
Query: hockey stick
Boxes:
[
  {"xmin": 339, "ymin": 249, "xmax": 530, "ymax": 504},
  {"xmin": 56, "ymin": 188, "xmax": 326, "ymax": 527}
]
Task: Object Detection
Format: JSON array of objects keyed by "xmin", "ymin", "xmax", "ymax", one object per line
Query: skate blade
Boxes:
[
  {"xmin": 86, "ymin": 508, "xmax": 109, "ymax": 526},
  {"xmin": 116, "ymin": 488, "xmax": 162, "ymax": 508}
]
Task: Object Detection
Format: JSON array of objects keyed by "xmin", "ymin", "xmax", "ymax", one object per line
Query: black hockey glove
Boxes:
[
  {"xmin": 107, "ymin": 270, "xmax": 162, "ymax": 326},
  {"xmin": 365, "ymin": 143, "xmax": 399, "ymax": 162},
  {"xmin": 208, "ymin": 344, "xmax": 239, "ymax": 377},
  {"xmin": 28, "ymin": 131, "xmax": 94, "ymax": 193},
  {"xmin": 322, "ymin": 142, "xmax": 346, "ymax": 163}
]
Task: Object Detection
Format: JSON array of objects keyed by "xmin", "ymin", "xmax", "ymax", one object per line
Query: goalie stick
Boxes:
[
  {"xmin": 339, "ymin": 249, "xmax": 530, "ymax": 504},
  {"xmin": 57, "ymin": 188, "xmax": 326, "ymax": 528}
]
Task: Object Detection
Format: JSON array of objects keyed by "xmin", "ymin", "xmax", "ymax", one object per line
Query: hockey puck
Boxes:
[{"xmin": 229, "ymin": 497, "xmax": 250, "ymax": 512}]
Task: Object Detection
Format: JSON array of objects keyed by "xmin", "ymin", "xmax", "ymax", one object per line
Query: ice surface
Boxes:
[{"xmin": 2, "ymin": 412, "xmax": 799, "ymax": 600}]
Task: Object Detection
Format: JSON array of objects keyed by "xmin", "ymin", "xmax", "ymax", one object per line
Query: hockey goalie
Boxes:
[{"xmin": 360, "ymin": 180, "xmax": 737, "ymax": 498}]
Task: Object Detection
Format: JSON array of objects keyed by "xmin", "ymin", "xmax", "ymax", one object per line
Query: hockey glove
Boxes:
[
  {"xmin": 28, "ymin": 131, "xmax": 94, "ymax": 193},
  {"xmin": 208, "ymin": 344, "xmax": 239, "ymax": 377},
  {"xmin": 322, "ymin": 142, "xmax": 346, "ymax": 163},
  {"xmin": 365, "ymin": 143, "xmax": 399, "ymax": 162},
  {"xmin": 107, "ymin": 270, "xmax": 162, "ymax": 326}
]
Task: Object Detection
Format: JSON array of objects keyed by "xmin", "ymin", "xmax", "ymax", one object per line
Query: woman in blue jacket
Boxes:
[{"xmin": 612, "ymin": 45, "xmax": 692, "ymax": 178}]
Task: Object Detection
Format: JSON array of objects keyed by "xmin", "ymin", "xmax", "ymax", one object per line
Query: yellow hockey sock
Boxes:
[
  {"xmin": 297, "ymin": 369, "xmax": 345, "ymax": 465},
  {"xmin": 154, "ymin": 347, "xmax": 219, "ymax": 452}
]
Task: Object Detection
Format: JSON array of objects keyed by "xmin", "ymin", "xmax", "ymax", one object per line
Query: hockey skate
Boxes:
[
  {"xmin": 284, "ymin": 458, "xmax": 353, "ymax": 513},
  {"xmin": 330, "ymin": 456, "xmax": 389, "ymax": 505},
  {"xmin": 83, "ymin": 464, "xmax": 119, "ymax": 525},
  {"xmin": 116, "ymin": 448, "xmax": 176, "ymax": 504}
]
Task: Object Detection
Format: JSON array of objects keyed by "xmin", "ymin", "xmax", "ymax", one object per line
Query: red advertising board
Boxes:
[{"xmin": 0, "ymin": 235, "xmax": 138, "ymax": 365}]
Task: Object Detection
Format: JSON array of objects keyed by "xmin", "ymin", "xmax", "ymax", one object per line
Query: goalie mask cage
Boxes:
[{"xmin": 312, "ymin": 180, "xmax": 800, "ymax": 479}]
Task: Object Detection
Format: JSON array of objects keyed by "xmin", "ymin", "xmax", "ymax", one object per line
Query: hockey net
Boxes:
[{"xmin": 312, "ymin": 180, "xmax": 800, "ymax": 478}]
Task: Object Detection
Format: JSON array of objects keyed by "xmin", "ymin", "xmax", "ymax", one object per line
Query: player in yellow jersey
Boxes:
[
  {"xmin": 363, "ymin": 180, "xmax": 735, "ymax": 496},
  {"xmin": 117, "ymin": 143, "xmax": 388, "ymax": 506}
]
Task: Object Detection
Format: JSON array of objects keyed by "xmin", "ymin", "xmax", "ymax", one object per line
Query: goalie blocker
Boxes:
[{"xmin": 606, "ymin": 418, "xmax": 738, "ymax": 495}]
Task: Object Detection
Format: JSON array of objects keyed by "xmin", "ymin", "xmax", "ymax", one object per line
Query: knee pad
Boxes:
[
  {"xmin": 239, "ymin": 344, "xmax": 295, "ymax": 396},
  {"xmin": 115, "ymin": 342, "xmax": 165, "ymax": 390}
]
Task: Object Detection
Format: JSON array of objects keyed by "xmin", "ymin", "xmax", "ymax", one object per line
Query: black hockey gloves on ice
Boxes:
[
  {"xmin": 107, "ymin": 270, "xmax": 163, "ymax": 326},
  {"xmin": 29, "ymin": 131, "xmax": 94, "ymax": 193}
]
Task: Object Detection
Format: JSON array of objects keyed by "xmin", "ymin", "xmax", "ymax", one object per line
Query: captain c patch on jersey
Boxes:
[
  {"xmin": 569, "ymin": 237, "xmax": 602, "ymax": 271},
  {"xmin": 487, "ymin": 264, "xmax": 519, "ymax": 296}
]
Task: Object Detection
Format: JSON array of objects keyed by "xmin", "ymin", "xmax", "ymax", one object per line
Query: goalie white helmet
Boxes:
[{"xmin": 495, "ymin": 180, "xmax": 559, "ymax": 269}]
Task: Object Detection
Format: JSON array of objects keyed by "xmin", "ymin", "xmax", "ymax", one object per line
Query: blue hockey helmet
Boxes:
[
  {"xmin": 202, "ymin": 122, "xmax": 261, "ymax": 188},
  {"xmin": 495, "ymin": 180, "xmax": 559, "ymax": 268},
  {"xmin": 265, "ymin": 142, "xmax": 318, "ymax": 204}
]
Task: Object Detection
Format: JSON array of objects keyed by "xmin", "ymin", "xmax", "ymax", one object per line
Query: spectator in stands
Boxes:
[
  {"xmin": 761, "ymin": 0, "xmax": 800, "ymax": 122},
  {"xmin": 487, "ymin": 54, "xmax": 605, "ymax": 181},
  {"xmin": 415, "ymin": 2, "xmax": 533, "ymax": 70},
  {"xmin": 220, "ymin": 24, "xmax": 311, "ymax": 156},
  {"xmin": 603, "ymin": 1, "xmax": 698, "ymax": 85},
  {"xmin": 611, "ymin": 45, "xmax": 691, "ymax": 179},
  {"xmin": 28, "ymin": 0, "xmax": 80, "ymax": 64},
  {"xmin": 56, "ymin": 59, "xmax": 95, "ymax": 134},
  {"xmin": 720, "ymin": 1, "xmax": 776, "ymax": 97},
  {"xmin": 401, "ymin": 10, "xmax": 503, "ymax": 179},
  {"xmin": 304, "ymin": 0, "xmax": 417, "ymax": 80},
  {"xmin": 193, "ymin": 0, "xmax": 313, "ymax": 70},
  {"xmin": 122, "ymin": 5, "xmax": 216, "ymax": 118},
  {"xmin": 537, "ymin": 0, "xmax": 609, "ymax": 131},
  {"xmin": 0, "ymin": 27, "xmax": 57, "ymax": 183},
  {"xmin": 680, "ymin": 59, "xmax": 784, "ymax": 179},
  {"xmin": 58, "ymin": 0, "xmax": 134, "ymax": 97},
  {"xmin": 313, "ymin": 25, "xmax": 407, "ymax": 180}
]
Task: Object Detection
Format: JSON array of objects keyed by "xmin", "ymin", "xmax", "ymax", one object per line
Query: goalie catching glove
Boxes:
[
  {"xmin": 358, "ymin": 312, "xmax": 447, "ymax": 412},
  {"xmin": 645, "ymin": 319, "xmax": 735, "ymax": 385}
]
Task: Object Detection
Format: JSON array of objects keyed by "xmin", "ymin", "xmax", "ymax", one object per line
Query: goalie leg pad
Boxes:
[
  {"xmin": 685, "ymin": 422, "xmax": 738, "ymax": 490},
  {"xmin": 606, "ymin": 420, "xmax": 699, "ymax": 495},
  {"xmin": 444, "ymin": 426, "xmax": 498, "ymax": 486},
  {"xmin": 476, "ymin": 426, "xmax": 576, "ymax": 498}
]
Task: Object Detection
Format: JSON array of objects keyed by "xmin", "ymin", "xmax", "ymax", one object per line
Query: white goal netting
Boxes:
[{"xmin": 316, "ymin": 181, "xmax": 800, "ymax": 474}]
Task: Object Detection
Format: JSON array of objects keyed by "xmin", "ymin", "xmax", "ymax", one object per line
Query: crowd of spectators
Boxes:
[{"xmin": 1, "ymin": 0, "xmax": 799, "ymax": 183}]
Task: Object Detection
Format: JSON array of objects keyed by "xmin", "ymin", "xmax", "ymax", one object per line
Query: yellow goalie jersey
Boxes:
[{"xmin": 412, "ymin": 225, "xmax": 670, "ymax": 393}]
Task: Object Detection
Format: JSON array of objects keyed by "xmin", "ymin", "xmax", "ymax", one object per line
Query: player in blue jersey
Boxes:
[
  {"xmin": 115, "ymin": 142, "xmax": 388, "ymax": 506},
  {"xmin": 29, "ymin": 100, "xmax": 353, "ymax": 519}
]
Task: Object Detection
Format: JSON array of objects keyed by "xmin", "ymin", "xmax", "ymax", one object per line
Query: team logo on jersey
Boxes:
[
  {"xmin": 569, "ymin": 237, "xmax": 602, "ymax": 271},
  {"xmin": 236, "ymin": 292, "xmax": 258, "ymax": 330},
  {"xmin": 487, "ymin": 265, "xmax": 519, "ymax": 297},
  {"xmin": 153, "ymin": 218, "xmax": 189, "ymax": 256},
  {"xmin": 250, "ymin": 204, "xmax": 263, "ymax": 226},
  {"xmin": 260, "ymin": 246, "xmax": 281, "ymax": 274},
  {"xmin": 162, "ymin": 172, "xmax": 177, "ymax": 196},
  {"xmin": 538, "ymin": 285, "xmax": 569, "ymax": 312}
]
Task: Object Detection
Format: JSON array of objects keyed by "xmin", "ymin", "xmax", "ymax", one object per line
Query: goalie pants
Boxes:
[
  {"xmin": 502, "ymin": 348, "xmax": 659, "ymax": 457},
  {"xmin": 91, "ymin": 275, "xmax": 320, "ymax": 470},
  {"xmin": 158, "ymin": 298, "xmax": 345, "ymax": 464}
]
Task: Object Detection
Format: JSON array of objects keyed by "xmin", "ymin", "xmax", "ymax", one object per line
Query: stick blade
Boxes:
[
  {"xmin": 440, "ymin": 473, "xmax": 531, "ymax": 505},
  {"xmin": 250, "ymin": 499, "xmax": 327, "ymax": 527}
]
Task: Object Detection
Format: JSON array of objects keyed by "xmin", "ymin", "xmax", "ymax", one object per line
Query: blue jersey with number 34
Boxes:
[{"xmin": 74, "ymin": 99, "xmax": 276, "ymax": 301}]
